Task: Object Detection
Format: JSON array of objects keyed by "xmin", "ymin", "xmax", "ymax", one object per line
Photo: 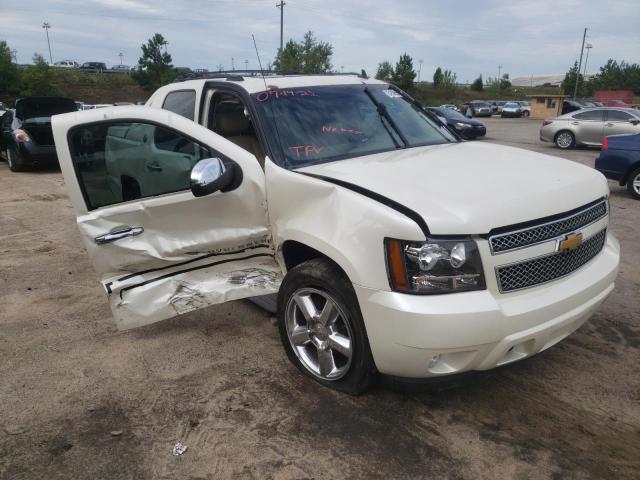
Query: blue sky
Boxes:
[{"xmin": 1, "ymin": 0, "xmax": 638, "ymax": 82}]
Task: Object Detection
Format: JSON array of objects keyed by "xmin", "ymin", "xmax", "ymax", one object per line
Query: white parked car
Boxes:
[
  {"xmin": 53, "ymin": 60, "xmax": 79, "ymax": 68},
  {"xmin": 51, "ymin": 74, "xmax": 620, "ymax": 393}
]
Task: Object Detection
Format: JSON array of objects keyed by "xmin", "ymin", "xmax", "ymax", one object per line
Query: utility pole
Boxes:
[
  {"xmin": 231, "ymin": 57, "xmax": 235, "ymax": 70},
  {"xmin": 573, "ymin": 27, "xmax": 587, "ymax": 99},
  {"xmin": 10, "ymin": 49, "xmax": 17, "ymax": 63},
  {"xmin": 42, "ymin": 22, "xmax": 52, "ymax": 64},
  {"xmin": 583, "ymin": 43, "xmax": 593, "ymax": 77},
  {"xmin": 498, "ymin": 64, "xmax": 502, "ymax": 79},
  {"xmin": 418, "ymin": 59, "xmax": 423, "ymax": 82},
  {"xmin": 245, "ymin": 59, "xmax": 249, "ymax": 70},
  {"xmin": 118, "ymin": 52, "xmax": 124, "ymax": 65},
  {"xmin": 276, "ymin": 1, "xmax": 286, "ymax": 52}
]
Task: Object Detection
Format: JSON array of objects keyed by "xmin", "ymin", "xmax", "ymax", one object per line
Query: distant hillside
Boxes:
[{"xmin": 52, "ymin": 70, "xmax": 148, "ymax": 104}]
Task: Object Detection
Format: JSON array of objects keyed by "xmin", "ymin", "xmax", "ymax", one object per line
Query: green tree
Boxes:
[
  {"xmin": 273, "ymin": 31, "xmax": 333, "ymax": 74},
  {"xmin": 561, "ymin": 61, "xmax": 584, "ymax": 96},
  {"xmin": 471, "ymin": 75, "xmax": 483, "ymax": 92},
  {"xmin": 499, "ymin": 73, "xmax": 511, "ymax": 90},
  {"xmin": 131, "ymin": 33, "xmax": 176, "ymax": 91},
  {"xmin": 589, "ymin": 59, "xmax": 640, "ymax": 93},
  {"xmin": 440, "ymin": 69, "xmax": 457, "ymax": 87},
  {"xmin": 375, "ymin": 61, "xmax": 394, "ymax": 82},
  {"xmin": 433, "ymin": 67, "xmax": 443, "ymax": 87},
  {"xmin": 20, "ymin": 54, "xmax": 59, "ymax": 96},
  {"xmin": 392, "ymin": 53, "xmax": 416, "ymax": 91},
  {"xmin": 0, "ymin": 41, "xmax": 19, "ymax": 97}
]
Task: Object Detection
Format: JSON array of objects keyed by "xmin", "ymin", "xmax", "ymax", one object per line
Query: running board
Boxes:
[{"xmin": 248, "ymin": 293, "xmax": 278, "ymax": 313}]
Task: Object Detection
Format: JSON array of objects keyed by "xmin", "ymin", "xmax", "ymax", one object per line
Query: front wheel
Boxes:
[
  {"xmin": 522, "ymin": 110, "xmax": 530, "ymax": 117},
  {"xmin": 555, "ymin": 131, "xmax": 575, "ymax": 149},
  {"xmin": 627, "ymin": 167, "xmax": 640, "ymax": 200},
  {"xmin": 277, "ymin": 258, "xmax": 376, "ymax": 394}
]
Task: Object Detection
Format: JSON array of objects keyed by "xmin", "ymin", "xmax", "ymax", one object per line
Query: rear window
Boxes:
[
  {"xmin": 16, "ymin": 98, "xmax": 77, "ymax": 120},
  {"xmin": 162, "ymin": 90, "xmax": 196, "ymax": 120}
]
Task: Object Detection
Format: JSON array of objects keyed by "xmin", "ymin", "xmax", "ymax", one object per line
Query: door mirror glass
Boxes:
[{"xmin": 190, "ymin": 157, "xmax": 234, "ymax": 197}]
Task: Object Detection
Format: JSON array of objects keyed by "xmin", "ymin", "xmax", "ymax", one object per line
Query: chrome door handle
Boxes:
[
  {"xmin": 571, "ymin": 121, "xmax": 579, "ymax": 125},
  {"xmin": 605, "ymin": 123, "xmax": 614, "ymax": 127},
  {"xmin": 146, "ymin": 161, "xmax": 162, "ymax": 172},
  {"xmin": 94, "ymin": 226, "xmax": 144, "ymax": 245}
]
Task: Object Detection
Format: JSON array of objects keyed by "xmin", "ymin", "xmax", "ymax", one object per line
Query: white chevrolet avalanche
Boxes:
[{"xmin": 52, "ymin": 73, "xmax": 620, "ymax": 393}]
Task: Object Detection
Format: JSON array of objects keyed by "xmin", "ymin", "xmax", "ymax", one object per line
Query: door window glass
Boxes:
[
  {"xmin": 606, "ymin": 110, "xmax": 634, "ymax": 122},
  {"xmin": 573, "ymin": 110, "xmax": 604, "ymax": 121},
  {"xmin": 68, "ymin": 122, "xmax": 210, "ymax": 210},
  {"xmin": 162, "ymin": 90, "xmax": 196, "ymax": 120}
]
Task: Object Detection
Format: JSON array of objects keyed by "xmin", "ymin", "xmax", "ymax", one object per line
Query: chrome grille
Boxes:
[
  {"xmin": 496, "ymin": 229, "xmax": 606, "ymax": 293},
  {"xmin": 489, "ymin": 200, "xmax": 607, "ymax": 254}
]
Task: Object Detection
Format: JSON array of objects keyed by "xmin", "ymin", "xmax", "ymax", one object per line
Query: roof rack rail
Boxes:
[{"xmin": 173, "ymin": 69, "xmax": 369, "ymax": 83}]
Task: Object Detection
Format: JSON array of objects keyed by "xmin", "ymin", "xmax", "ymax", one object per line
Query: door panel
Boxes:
[
  {"xmin": 52, "ymin": 107, "xmax": 281, "ymax": 330},
  {"xmin": 604, "ymin": 111, "xmax": 640, "ymax": 137}
]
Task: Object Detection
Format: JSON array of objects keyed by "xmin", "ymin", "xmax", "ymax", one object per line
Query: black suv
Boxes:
[
  {"xmin": 80, "ymin": 62, "xmax": 107, "ymax": 72},
  {"xmin": 0, "ymin": 97, "xmax": 77, "ymax": 171}
]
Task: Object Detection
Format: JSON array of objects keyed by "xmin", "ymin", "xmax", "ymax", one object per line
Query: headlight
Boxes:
[
  {"xmin": 454, "ymin": 122, "xmax": 471, "ymax": 128},
  {"xmin": 385, "ymin": 238, "xmax": 485, "ymax": 294},
  {"xmin": 13, "ymin": 129, "xmax": 31, "ymax": 143}
]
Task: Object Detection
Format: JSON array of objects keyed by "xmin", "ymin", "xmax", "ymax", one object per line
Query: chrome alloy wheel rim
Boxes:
[
  {"xmin": 285, "ymin": 288, "xmax": 354, "ymax": 381},
  {"xmin": 7, "ymin": 149, "xmax": 13, "ymax": 168},
  {"xmin": 557, "ymin": 132, "xmax": 573, "ymax": 148},
  {"xmin": 633, "ymin": 173, "xmax": 640, "ymax": 195}
]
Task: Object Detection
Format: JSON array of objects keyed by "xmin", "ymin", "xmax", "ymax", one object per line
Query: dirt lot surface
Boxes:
[{"xmin": 1, "ymin": 117, "xmax": 639, "ymax": 479}]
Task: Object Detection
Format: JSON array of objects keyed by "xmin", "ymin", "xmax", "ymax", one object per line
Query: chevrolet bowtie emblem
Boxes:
[{"xmin": 558, "ymin": 232, "xmax": 583, "ymax": 252}]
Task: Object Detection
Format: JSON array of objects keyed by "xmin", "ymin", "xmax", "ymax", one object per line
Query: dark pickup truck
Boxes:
[{"xmin": 0, "ymin": 96, "xmax": 77, "ymax": 171}]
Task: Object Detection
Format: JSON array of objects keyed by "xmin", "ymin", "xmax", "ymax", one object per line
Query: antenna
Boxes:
[{"xmin": 252, "ymin": 34, "xmax": 268, "ymax": 91}]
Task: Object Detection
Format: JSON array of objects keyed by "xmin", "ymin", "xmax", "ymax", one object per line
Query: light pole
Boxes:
[
  {"xmin": 573, "ymin": 27, "xmax": 587, "ymax": 99},
  {"xmin": 498, "ymin": 64, "xmax": 502, "ymax": 79},
  {"xmin": 231, "ymin": 57, "xmax": 235, "ymax": 71},
  {"xmin": 583, "ymin": 43, "xmax": 593, "ymax": 77},
  {"xmin": 42, "ymin": 22, "xmax": 53, "ymax": 64},
  {"xmin": 10, "ymin": 49, "xmax": 17, "ymax": 63},
  {"xmin": 245, "ymin": 59, "xmax": 249, "ymax": 70},
  {"xmin": 276, "ymin": 1, "xmax": 286, "ymax": 53},
  {"xmin": 418, "ymin": 59, "xmax": 423, "ymax": 83},
  {"xmin": 119, "ymin": 52, "xmax": 124, "ymax": 65}
]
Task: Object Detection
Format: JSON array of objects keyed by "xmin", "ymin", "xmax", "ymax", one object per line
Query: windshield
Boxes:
[
  {"xmin": 16, "ymin": 97, "xmax": 77, "ymax": 120},
  {"xmin": 435, "ymin": 107, "xmax": 468, "ymax": 121},
  {"xmin": 252, "ymin": 84, "xmax": 454, "ymax": 167},
  {"xmin": 472, "ymin": 102, "xmax": 490, "ymax": 108},
  {"xmin": 505, "ymin": 103, "xmax": 520, "ymax": 108}
]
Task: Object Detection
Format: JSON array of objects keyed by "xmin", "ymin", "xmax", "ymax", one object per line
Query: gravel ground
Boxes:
[{"xmin": 1, "ymin": 117, "xmax": 639, "ymax": 479}]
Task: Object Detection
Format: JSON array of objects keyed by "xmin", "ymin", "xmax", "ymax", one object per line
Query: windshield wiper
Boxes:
[{"xmin": 364, "ymin": 87, "xmax": 408, "ymax": 148}]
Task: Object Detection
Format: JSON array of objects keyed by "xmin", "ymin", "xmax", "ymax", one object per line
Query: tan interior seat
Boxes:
[{"xmin": 214, "ymin": 109, "xmax": 265, "ymax": 166}]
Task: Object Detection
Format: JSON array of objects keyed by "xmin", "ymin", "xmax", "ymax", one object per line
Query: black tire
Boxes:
[
  {"xmin": 277, "ymin": 258, "xmax": 376, "ymax": 394},
  {"xmin": 522, "ymin": 110, "xmax": 530, "ymax": 117},
  {"xmin": 554, "ymin": 130, "xmax": 575, "ymax": 149},
  {"xmin": 626, "ymin": 167, "xmax": 640, "ymax": 200},
  {"xmin": 6, "ymin": 147, "xmax": 24, "ymax": 172}
]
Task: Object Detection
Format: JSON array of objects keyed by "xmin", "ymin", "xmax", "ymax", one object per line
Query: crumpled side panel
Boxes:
[{"xmin": 110, "ymin": 256, "xmax": 282, "ymax": 330}]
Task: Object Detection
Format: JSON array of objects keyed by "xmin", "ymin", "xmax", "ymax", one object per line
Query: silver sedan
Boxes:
[{"xmin": 539, "ymin": 107, "xmax": 640, "ymax": 149}]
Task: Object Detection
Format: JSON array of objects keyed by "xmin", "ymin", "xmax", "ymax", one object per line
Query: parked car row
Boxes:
[
  {"xmin": 50, "ymin": 60, "xmax": 131, "ymax": 72},
  {"xmin": 442, "ymin": 100, "xmax": 531, "ymax": 118}
]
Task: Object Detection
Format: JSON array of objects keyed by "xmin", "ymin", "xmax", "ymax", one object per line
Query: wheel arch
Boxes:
[{"xmin": 279, "ymin": 238, "xmax": 354, "ymax": 284}]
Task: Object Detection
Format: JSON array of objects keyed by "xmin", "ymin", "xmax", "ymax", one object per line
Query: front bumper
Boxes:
[{"xmin": 355, "ymin": 234, "xmax": 620, "ymax": 378}]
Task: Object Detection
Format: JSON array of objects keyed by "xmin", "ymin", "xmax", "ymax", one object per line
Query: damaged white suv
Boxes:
[{"xmin": 52, "ymin": 73, "xmax": 620, "ymax": 393}]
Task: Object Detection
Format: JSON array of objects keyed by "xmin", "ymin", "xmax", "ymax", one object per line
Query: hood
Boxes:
[
  {"xmin": 453, "ymin": 117, "xmax": 483, "ymax": 126},
  {"xmin": 298, "ymin": 142, "xmax": 608, "ymax": 235}
]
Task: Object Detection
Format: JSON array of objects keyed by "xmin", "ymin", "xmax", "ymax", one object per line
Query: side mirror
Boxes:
[
  {"xmin": 190, "ymin": 157, "xmax": 235, "ymax": 197},
  {"xmin": 629, "ymin": 119, "xmax": 639, "ymax": 125}
]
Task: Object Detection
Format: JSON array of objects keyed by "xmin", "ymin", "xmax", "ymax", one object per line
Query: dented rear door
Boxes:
[{"xmin": 52, "ymin": 107, "xmax": 281, "ymax": 329}]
